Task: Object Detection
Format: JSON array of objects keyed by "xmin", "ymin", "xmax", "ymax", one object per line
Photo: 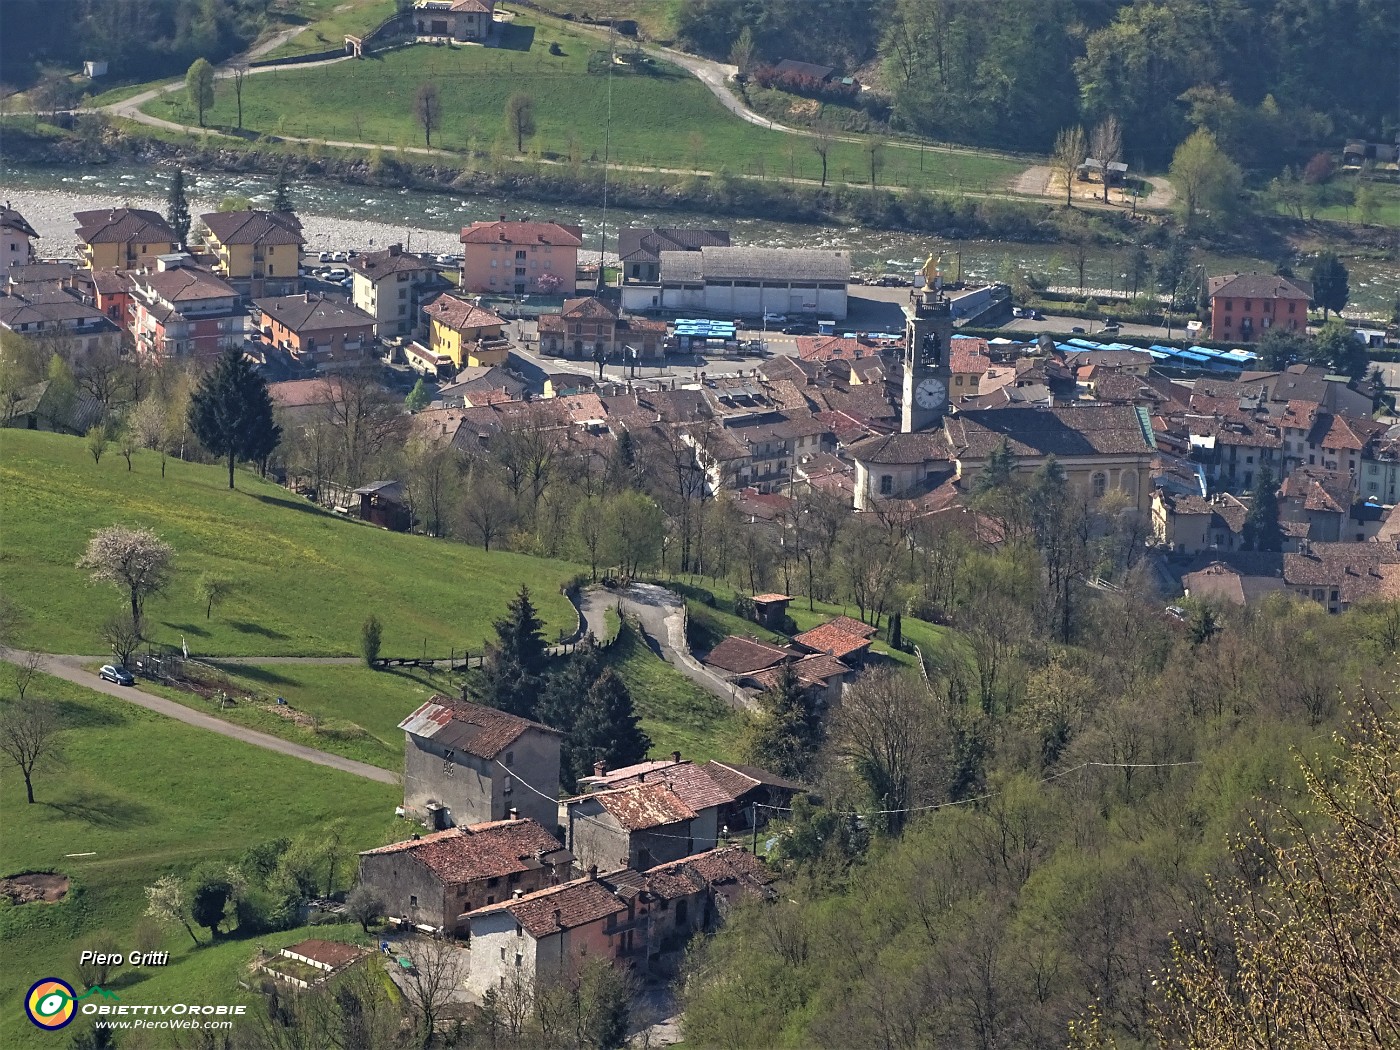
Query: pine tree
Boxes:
[
  {"xmin": 1309, "ymin": 251, "xmax": 1349, "ymax": 320},
  {"xmin": 493, "ymin": 586, "xmax": 547, "ymax": 677},
  {"xmin": 166, "ymin": 168, "xmax": 191, "ymax": 247},
  {"xmin": 187, "ymin": 346, "xmax": 281, "ymax": 489},
  {"xmin": 404, "ymin": 378, "xmax": 431, "ymax": 412},
  {"xmin": 1242, "ymin": 467, "xmax": 1284, "ymax": 552},
  {"xmin": 571, "ymin": 668, "xmax": 650, "ymax": 782},
  {"xmin": 972, "ymin": 437, "xmax": 1015, "ymax": 496},
  {"xmin": 536, "ymin": 637, "xmax": 606, "ymax": 789},
  {"xmin": 272, "ymin": 165, "xmax": 293, "ymax": 213},
  {"xmin": 745, "ymin": 662, "xmax": 821, "ymax": 780},
  {"xmin": 479, "ymin": 587, "xmax": 549, "ymax": 718}
]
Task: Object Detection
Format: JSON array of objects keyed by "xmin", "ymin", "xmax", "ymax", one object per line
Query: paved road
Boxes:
[
  {"xmin": 17, "ymin": 651, "xmax": 399, "ymax": 784},
  {"xmin": 578, "ymin": 584, "xmax": 754, "ymax": 711}
]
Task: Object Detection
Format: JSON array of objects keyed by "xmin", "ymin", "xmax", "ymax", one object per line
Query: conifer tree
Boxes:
[
  {"xmin": 745, "ymin": 662, "xmax": 821, "ymax": 779},
  {"xmin": 972, "ymin": 437, "xmax": 1015, "ymax": 496},
  {"xmin": 571, "ymin": 668, "xmax": 650, "ymax": 781},
  {"xmin": 272, "ymin": 165, "xmax": 293, "ymax": 213},
  {"xmin": 1242, "ymin": 467, "xmax": 1284, "ymax": 552},
  {"xmin": 479, "ymin": 587, "xmax": 549, "ymax": 718},
  {"xmin": 187, "ymin": 346, "xmax": 281, "ymax": 489},
  {"xmin": 166, "ymin": 168, "xmax": 191, "ymax": 247}
]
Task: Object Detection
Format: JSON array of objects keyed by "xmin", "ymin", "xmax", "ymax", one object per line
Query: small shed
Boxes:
[
  {"xmin": 83, "ymin": 61, "xmax": 109, "ymax": 78},
  {"xmin": 749, "ymin": 593, "xmax": 793, "ymax": 630},
  {"xmin": 261, "ymin": 939, "xmax": 369, "ymax": 988},
  {"xmin": 775, "ymin": 59, "xmax": 835, "ymax": 81},
  {"xmin": 353, "ymin": 481, "xmax": 411, "ymax": 532}
]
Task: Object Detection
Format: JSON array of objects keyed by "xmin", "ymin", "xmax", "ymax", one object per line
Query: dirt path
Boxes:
[
  {"xmin": 14, "ymin": 651, "xmax": 399, "ymax": 785},
  {"xmin": 579, "ymin": 585, "xmax": 753, "ymax": 712}
]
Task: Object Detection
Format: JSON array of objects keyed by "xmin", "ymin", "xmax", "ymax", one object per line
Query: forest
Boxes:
[{"xmin": 676, "ymin": 0, "xmax": 1399, "ymax": 164}]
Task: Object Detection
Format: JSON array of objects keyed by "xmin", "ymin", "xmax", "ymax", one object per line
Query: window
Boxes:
[
  {"xmin": 1223, "ymin": 299, "xmax": 1232, "ymax": 311},
  {"xmin": 410, "ymin": 894, "xmax": 418, "ymax": 908},
  {"xmin": 1288, "ymin": 302, "xmax": 1296, "ymax": 314},
  {"xmin": 1091, "ymin": 472, "xmax": 1107, "ymax": 498},
  {"xmin": 399, "ymin": 288, "xmax": 408, "ymax": 300},
  {"xmin": 500, "ymin": 947, "xmax": 506, "ymax": 961},
  {"xmin": 879, "ymin": 474, "xmax": 893, "ymax": 495},
  {"xmin": 515, "ymin": 954, "xmax": 523, "ymax": 968},
  {"xmin": 504, "ymin": 750, "xmax": 514, "ymax": 766},
  {"xmin": 1246, "ymin": 455, "xmax": 1253, "ymax": 464},
  {"xmin": 491, "ymin": 259, "xmax": 498, "ymax": 268},
  {"xmin": 516, "ymin": 922, "xmax": 523, "ymax": 937}
]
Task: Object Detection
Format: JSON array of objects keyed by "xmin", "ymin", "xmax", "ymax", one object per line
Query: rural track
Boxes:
[{"xmin": 14, "ymin": 650, "xmax": 398, "ymax": 785}]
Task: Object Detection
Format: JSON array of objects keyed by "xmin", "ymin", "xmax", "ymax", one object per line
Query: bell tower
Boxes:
[{"xmin": 901, "ymin": 256, "xmax": 954, "ymax": 433}]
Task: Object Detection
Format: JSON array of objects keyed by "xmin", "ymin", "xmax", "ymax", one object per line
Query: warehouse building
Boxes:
[{"xmin": 622, "ymin": 247, "xmax": 849, "ymax": 320}]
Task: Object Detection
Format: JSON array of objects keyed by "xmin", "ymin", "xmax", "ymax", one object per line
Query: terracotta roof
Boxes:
[
  {"xmin": 749, "ymin": 653, "xmax": 851, "ymax": 691},
  {"xmin": 1311, "ymin": 412, "xmax": 1379, "ymax": 452},
  {"xmin": 949, "ymin": 406, "xmax": 1155, "ymax": 459},
  {"xmin": 256, "ymin": 293, "xmax": 375, "ymax": 333},
  {"xmin": 398, "ymin": 696, "xmax": 560, "ymax": 759},
  {"xmin": 460, "ymin": 220, "xmax": 583, "ymax": 246},
  {"xmin": 704, "ymin": 636, "xmax": 793, "ymax": 675},
  {"xmin": 751, "ymin": 593, "xmax": 791, "ymax": 604},
  {"xmin": 606, "ymin": 763, "xmax": 736, "ymax": 811},
  {"xmin": 472, "ymin": 874, "xmax": 626, "ymax": 937},
  {"xmin": 1207, "ymin": 272, "xmax": 1312, "ymax": 301},
  {"xmin": 424, "ymin": 294, "xmax": 505, "ymax": 332},
  {"xmin": 796, "ymin": 335, "xmax": 874, "ymax": 362},
  {"xmin": 617, "ymin": 227, "xmax": 730, "ymax": 264},
  {"xmin": 74, "ymin": 207, "xmax": 176, "ymax": 245},
  {"xmin": 284, "ymin": 939, "xmax": 366, "ymax": 969},
  {"xmin": 819, "ymin": 615, "xmax": 876, "ymax": 639},
  {"xmin": 643, "ymin": 846, "xmax": 773, "ymax": 900},
  {"xmin": 135, "ymin": 266, "xmax": 238, "ymax": 303},
  {"xmin": 792, "ymin": 622, "xmax": 873, "ymax": 660},
  {"xmin": 585, "ymin": 781, "xmax": 697, "ymax": 830},
  {"xmin": 267, "ymin": 377, "xmax": 346, "ymax": 409},
  {"xmin": 560, "ymin": 296, "xmax": 619, "ymax": 320},
  {"xmin": 348, "ymin": 244, "xmax": 433, "ymax": 279},
  {"xmin": 950, "ymin": 337, "xmax": 992, "ymax": 375},
  {"xmin": 359, "ymin": 819, "xmax": 565, "ymax": 883},
  {"xmin": 1282, "ymin": 467, "xmax": 1352, "ymax": 514},
  {"xmin": 89, "ymin": 268, "xmax": 133, "ymax": 295},
  {"xmin": 1182, "ymin": 562, "xmax": 1286, "ymax": 605},
  {"xmin": 202, "ymin": 209, "xmax": 302, "ymax": 248}
]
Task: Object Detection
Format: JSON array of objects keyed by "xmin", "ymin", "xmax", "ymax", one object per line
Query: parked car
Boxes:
[
  {"xmin": 762, "ymin": 312, "xmax": 787, "ymax": 325},
  {"xmin": 323, "ymin": 267, "xmax": 349, "ymax": 281},
  {"xmin": 1101, "ymin": 322, "xmax": 1121, "ymax": 333},
  {"xmin": 783, "ymin": 322, "xmax": 817, "ymax": 335},
  {"xmin": 1071, "ymin": 326, "xmax": 1086, "ymax": 334},
  {"xmin": 318, "ymin": 251, "xmax": 332, "ymax": 263},
  {"xmin": 331, "ymin": 251, "xmax": 348, "ymax": 263},
  {"xmin": 99, "ymin": 664, "xmax": 134, "ymax": 686},
  {"xmin": 1031, "ymin": 310, "xmax": 1045, "ymax": 320}
]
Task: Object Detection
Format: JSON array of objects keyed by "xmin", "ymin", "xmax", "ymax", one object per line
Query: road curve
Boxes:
[{"xmin": 15, "ymin": 651, "xmax": 399, "ymax": 785}]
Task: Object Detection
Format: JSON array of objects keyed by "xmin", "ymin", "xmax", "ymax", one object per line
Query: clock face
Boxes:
[{"xmin": 915, "ymin": 377, "xmax": 947, "ymax": 409}]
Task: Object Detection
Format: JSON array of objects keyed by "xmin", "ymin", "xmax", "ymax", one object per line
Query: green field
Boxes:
[
  {"xmin": 145, "ymin": 12, "xmax": 1022, "ymax": 194},
  {"xmin": 1270, "ymin": 176, "xmax": 1400, "ymax": 228},
  {"xmin": 0, "ymin": 430, "xmax": 581, "ymax": 657},
  {"xmin": 0, "ymin": 668, "xmax": 401, "ymax": 1050}
]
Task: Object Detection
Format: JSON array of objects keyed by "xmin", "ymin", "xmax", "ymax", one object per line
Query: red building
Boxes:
[
  {"xmin": 128, "ymin": 263, "xmax": 244, "ymax": 362},
  {"xmin": 1206, "ymin": 273, "xmax": 1312, "ymax": 343},
  {"xmin": 255, "ymin": 292, "xmax": 377, "ymax": 366}
]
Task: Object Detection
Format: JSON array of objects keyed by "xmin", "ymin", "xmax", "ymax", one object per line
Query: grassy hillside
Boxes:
[
  {"xmin": 266, "ymin": 0, "xmax": 400, "ymax": 59},
  {"xmin": 0, "ymin": 668, "xmax": 402, "ymax": 1050},
  {"xmin": 146, "ymin": 11, "xmax": 1022, "ymax": 193},
  {"xmin": 0, "ymin": 430, "xmax": 582, "ymax": 657}
]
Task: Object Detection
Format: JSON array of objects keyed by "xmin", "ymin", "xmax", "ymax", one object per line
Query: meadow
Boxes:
[
  {"xmin": 0, "ymin": 668, "xmax": 402, "ymax": 1050},
  {"xmin": 0, "ymin": 430, "xmax": 582, "ymax": 657},
  {"xmin": 145, "ymin": 11, "xmax": 1024, "ymax": 195}
]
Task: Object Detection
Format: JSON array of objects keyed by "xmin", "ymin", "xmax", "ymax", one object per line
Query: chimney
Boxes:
[
  {"xmin": 587, "ymin": 865, "xmax": 598, "ymax": 880},
  {"xmin": 500, "ymin": 214, "xmax": 506, "ymax": 222},
  {"xmin": 508, "ymin": 807, "xmax": 518, "ymax": 820},
  {"xmin": 671, "ymin": 751, "xmax": 681, "ymax": 763},
  {"xmin": 513, "ymin": 888, "xmax": 524, "ymax": 899},
  {"xmin": 593, "ymin": 760, "xmax": 606, "ymax": 777},
  {"xmin": 389, "ymin": 243, "xmax": 401, "ymax": 256}
]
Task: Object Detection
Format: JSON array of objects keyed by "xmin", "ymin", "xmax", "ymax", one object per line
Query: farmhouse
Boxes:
[
  {"xmin": 413, "ymin": 0, "xmax": 495, "ymax": 42},
  {"xmin": 560, "ymin": 779, "xmax": 712, "ymax": 874},
  {"xmin": 357, "ymin": 818, "xmax": 571, "ymax": 934},
  {"xmin": 637, "ymin": 246, "xmax": 849, "ymax": 319},
  {"xmin": 400, "ymin": 697, "xmax": 562, "ymax": 832}
]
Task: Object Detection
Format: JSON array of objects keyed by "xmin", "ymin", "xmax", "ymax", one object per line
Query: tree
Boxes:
[
  {"xmin": 272, "ymin": 164, "xmax": 292, "ymax": 212},
  {"xmin": 145, "ymin": 874, "xmax": 200, "ymax": 946},
  {"xmin": 400, "ymin": 937, "xmax": 467, "ymax": 1047},
  {"xmin": 83, "ymin": 421, "xmax": 109, "ymax": 465},
  {"xmin": 492, "ymin": 587, "xmax": 548, "ymax": 678},
  {"xmin": 166, "ymin": 168, "xmax": 191, "ymax": 247},
  {"xmin": 1157, "ymin": 234, "xmax": 1192, "ymax": 306},
  {"xmin": 972, "ymin": 436, "xmax": 1016, "ymax": 496},
  {"xmin": 361, "ymin": 614, "xmax": 382, "ymax": 665},
  {"xmin": 729, "ymin": 24, "xmax": 755, "ymax": 74},
  {"xmin": 78, "ymin": 526, "xmax": 175, "ymax": 636},
  {"xmin": 10, "ymin": 651, "xmax": 43, "ymax": 704},
  {"xmin": 1090, "ymin": 114, "xmax": 1123, "ymax": 169},
  {"xmin": 504, "ymin": 91, "xmax": 536, "ymax": 153},
  {"xmin": 1052, "ymin": 125, "xmax": 1088, "ymax": 206},
  {"xmin": 100, "ymin": 612, "xmax": 141, "ymax": 667},
  {"xmin": 196, "ymin": 574, "xmax": 232, "ymax": 620},
  {"xmin": 570, "ymin": 668, "xmax": 650, "ymax": 783},
  {"xmin": 811, "ymin": 128, "xmax": 833, "ymax": 188},
  {"xmin": 1127, "ymin": 245, "xmax": 1152, "ymax": 296},
  {"xmin": 413, "ymin": 81, "xmax": 441, "ymax": 147},
  {"xmin": 187, "ymin": 345, "xmax": 282, "ymax": 489},
  {"xmin": 745, "ymin": 662, "xmax": 821, "ymax": 780},
  {"xmin": 460, "ymin": 466, "xmax": 515, "ymax": 551},
  {"xmin": 865, "ymin": 139, "xmax": 884, "ymax": 188},
  {"xmin": 76, "ymin": 932, "xmax": 123, "ymax": 989},
  {"xmin": 1169, "ymin": 129, "xmax": 1243, "ymax": 227},
  {"xmin": 1257, "ymin": 327, "xmax": 1311, "ymax": 370},
  {"xmin": 404, "ymin": 377, "xmax": 431, "ymax": 412},
  {"xmin": 1158, "ymin": 699, "xmax": 1400, "ymax": 1047},
  {"xmin": 572, "ymin": 496, "xmax": 605, "ymax": 581},
  {"xmin": 1310, "ymin": 251, "xmax": 1350, "ymax": 320},
  {"xmin": 1241, "ymin": 466, "xmax": 1283, "ymax": 552},
  {"xmin": 1354, "ymin": 181, "xmax": 1380, "ymax": 225},
  {"xmin": 1313, "ymin": 318, "xmax": 1368, "ymax": 381},
  {"xmin": 603, "ymin": 490, "xmax": 664, "ymax": 578},
  {"xmin": 0, "ymin": 698, "xmax": 62, "ymax": 804},
  {"xmin": 230, "ymin": 65, "xmax": 247, "ymax": 131},
  {"xmin": 345, "ymin": 882, "xmax": 385, "ymax": 933},
  {"xmin": 189, "ymin": 863, "xmax": 234, "ymax": 940},
  {"xmin": 185, "ymin": 57, "xmax": 215, "ymax": 127}
]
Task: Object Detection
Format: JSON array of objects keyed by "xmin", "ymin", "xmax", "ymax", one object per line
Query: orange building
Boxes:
[
  {"xmin": 1206, "ymin": 273, "xmax": 1312, "ymax": 343},
  {"xmin": 460, "ymin": 217, "xmax": 582, "ymax": 296}
]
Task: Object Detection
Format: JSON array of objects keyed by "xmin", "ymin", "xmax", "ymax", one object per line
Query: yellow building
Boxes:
[
  {"xmin": 200, "ymin": 210, "xmax": 304, "ymax": 295},
  {"xmin": 422, "ymin": 294, "xmax": 508, "ymax": 368},
  {"xmin": 74, "ymin": 208, "xmax": 177, "ymax": 270}
]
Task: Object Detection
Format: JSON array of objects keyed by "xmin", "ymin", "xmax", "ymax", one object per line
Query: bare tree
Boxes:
[
  {"xmin": 326, "ymin": 366, "xmax": 407, "ymax": 486},
  {"xmin": 866, "ymin": 139, "xmax": 884, "ymax": 188},
  {"xmin": 100, "ymin": 613, "xmax": 141, "ymax": 667},
  {"xmin": 414, "ymin": 81, "xmax": 441, "ymax": 147},
  {"xmin": 811, "ymin": 128, "xmax": 833, "ymax": 188},
  {"xmin": 77, "ymin": 526, "xmax": 175, "ymax": 636},
  {"xmin": 400, "ymin": 936, "xmax": 468, "ymax": 1046},
  {"xmin": 0, "ymin": 698, "xmax": 63, "ymax": 804},
  {"xmin": 459, "ymin": 466, "xmax": 516, "ymax": 551},
  {"xmin": 11, "ymin": 650, "xmax": 44, "ymax": 703},
  {"xmin": 504, "ymin": 91, "xmax": 536, "ymax": 153},
  {"xmin": 230, "ymin": 66, "xmax": 247, "ymax": 131},
  {"xmin": 1052, "ymin": 124, "xmax": 1088, "ymax": 206}
]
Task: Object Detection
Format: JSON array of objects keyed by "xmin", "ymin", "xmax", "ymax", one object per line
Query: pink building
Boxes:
[{"xmin": 460, "ymin": 217, "xmax": 583, "ymax": 296}]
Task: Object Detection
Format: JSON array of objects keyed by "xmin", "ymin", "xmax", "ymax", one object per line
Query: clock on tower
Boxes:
[{"xmin": 901, "ymin": 286, "xmax": 953, "ymax": 433}]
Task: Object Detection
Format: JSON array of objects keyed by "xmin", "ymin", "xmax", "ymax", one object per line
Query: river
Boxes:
[{"xmin": 3, "ymin": 162, "xmax": 1396, "ymax": 315}]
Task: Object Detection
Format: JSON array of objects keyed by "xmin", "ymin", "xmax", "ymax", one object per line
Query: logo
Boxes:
[{"xmin": 24, "ymin": 980, "xmax": 120, "ymax": 1030}]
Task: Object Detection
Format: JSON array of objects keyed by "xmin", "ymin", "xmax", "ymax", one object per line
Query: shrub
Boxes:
[{"xmin": 750, "ymin": 65, "xmax": 860, "ymax": 103}]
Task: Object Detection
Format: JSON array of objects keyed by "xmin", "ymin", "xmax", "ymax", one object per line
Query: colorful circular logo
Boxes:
[{"xmin": 25, "ymin": 978, "xmax": 77, "ymax": 1030}]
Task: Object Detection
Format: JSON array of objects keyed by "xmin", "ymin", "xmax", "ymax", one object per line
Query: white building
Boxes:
[{"xmin": 622, "ymin": 246, "xmax": 849, "ymax": 319}]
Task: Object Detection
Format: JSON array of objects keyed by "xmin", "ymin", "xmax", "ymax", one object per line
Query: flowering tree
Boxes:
[
  {"xmin": 77, "ymin": 526, "xmax": 174, "ymax": 636},
  {"xmin": 535, "ymin": 271, "xmax": 563, "ymax": 295}
]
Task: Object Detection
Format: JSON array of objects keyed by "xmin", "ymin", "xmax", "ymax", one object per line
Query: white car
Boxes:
[
  {"xmin": 331, "ymin": 251, "xmax": 348, "ymax": 263},
  {"xmin": 323, "ymin": 267, "xmax": 349, "ymax": 281},
  {"xmin": 318, "ymin": 251, "xmax": 332, "ymax": 262},
  {"xmin": 762, "ymin": 312, "xmax": 787, "ymax": 325}
]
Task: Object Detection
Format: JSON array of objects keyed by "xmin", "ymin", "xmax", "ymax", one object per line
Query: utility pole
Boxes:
[
  {"xmin": 597, "ymin": 18, "xmax": 615, "ymax": 295},
  {"xmin": 751, "ymin": 803, "xmax": 759, "ymax": 853}
]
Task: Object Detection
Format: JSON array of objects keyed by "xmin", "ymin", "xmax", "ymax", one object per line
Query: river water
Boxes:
[{"xmin": 3, "ymin": 161, "xmax": 1395, "ymax": 315}]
